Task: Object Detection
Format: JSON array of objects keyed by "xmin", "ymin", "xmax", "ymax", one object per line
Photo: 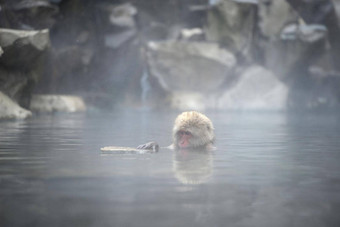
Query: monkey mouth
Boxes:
[{"xmin": 179, "ymin": 139, "xmax": 190, "ymax": 148}]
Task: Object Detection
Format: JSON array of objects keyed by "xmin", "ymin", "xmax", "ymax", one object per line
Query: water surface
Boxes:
[{"xmin": 1, "ymin": 111, "xmax": 340, "ymax": 227}]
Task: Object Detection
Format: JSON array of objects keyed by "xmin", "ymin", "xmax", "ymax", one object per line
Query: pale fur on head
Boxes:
[{"xmin": 172, "ymin": 111, "xmax": 215, "ymax": 149}]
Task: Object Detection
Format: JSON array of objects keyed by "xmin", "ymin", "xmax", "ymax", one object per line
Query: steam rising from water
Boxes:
[{"xmin": 140, "ymin": 69, "xmax": 151, "ymax": 103}]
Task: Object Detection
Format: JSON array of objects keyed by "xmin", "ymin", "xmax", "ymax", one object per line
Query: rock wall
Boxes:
[
  {"xmin": 0, "ymin": 28, "xmax": 49, "ymax": 108},
  {"xmin": 1, "ymin": 0, "xmax": 340, "ymax": 116}
]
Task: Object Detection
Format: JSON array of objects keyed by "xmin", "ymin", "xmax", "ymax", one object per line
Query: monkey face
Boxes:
[
  {"xmin": 177, "ymin": 130, "xmax": 193, "ymax": 149},
  {"xmin": 172, "ymin": 111, "xmax": 215, "ymax": 150}
]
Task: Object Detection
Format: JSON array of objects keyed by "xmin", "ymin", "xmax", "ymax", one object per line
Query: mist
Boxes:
[
  {"xmin": 1, "ymin": 0, "xmax": 340, "ymax": 117},
  {"xmin": 2, "ymin": 1, "xmax": 340, "ymax": 227}
]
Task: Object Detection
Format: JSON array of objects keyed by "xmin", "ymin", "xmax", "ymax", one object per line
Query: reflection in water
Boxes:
[
  {"xmin": 1, "ymin": 111, "xmax": 340, "ymax": 227},
  {"xmin": 173, "ymin": 149, "xmax": 213, "ymax": 185}
]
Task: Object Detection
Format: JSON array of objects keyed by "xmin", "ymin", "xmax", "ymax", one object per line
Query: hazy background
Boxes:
[
  {"xmin": 1, "ymin": 0, "xmax": 340, "ymax": 114},
  {"xmin": 1, "ymin": 2, "xmax": 340, "ymax": 226}
]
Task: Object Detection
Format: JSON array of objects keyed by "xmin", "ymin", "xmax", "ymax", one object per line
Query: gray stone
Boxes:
[
  {"xmin": 0, "ymin": 28, "xmax": 49, "ymax": 68},
  {"xmin": 258, "ymin": 0, "xmax": 297, "ymax": 38},
  {"xmin": 109, "ymin": 3, "xmax": 137, "ymax": 28},
  {"xmin": 335, "ymin": 1, "xmax": 340, "ymax": 24},
  {"xmin": 281, "ymin": 24, "xmax": 327, "ymax": 43},
  {"xmin": 265, "ymin": 23, "xmax": 327, "ymax": 79},
  {"xmin": 30, "ymin": 95, "xmax": 86, "ymax": 113},
  {"xmin": 0, "ymin": 28, "xmax": 49, "ymax": 108},
  {"xmin": 0, "ymin": 91, "xmax": 32, "ymax": 120},
  {"xmin": 1, "ymin": 0, "xmax": 58, "ymax": 29},
  {"xmin": 147, "ymin": 41, "xmax": 236, "ymax": 92},
  {"xmin": 217, "ymin": 65, "xmax": 288, "ymax": 110},
  {"xmin": 0, "ymin": 67, "xmax": 29, "ymax": 104},
  {"xmin": 205, "ymin": 0, "xmax": 257, "ymax": 54},
  {"xmin": 105, "ymin": 29, "xmax": 137, "ymax": 49}
]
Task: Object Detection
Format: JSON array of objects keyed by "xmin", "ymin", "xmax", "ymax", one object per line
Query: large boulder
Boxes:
[
  {"xmin": 205, "ymin": 0, "xmax": 257, "ymax": 55},
  {"xmin": 0, "ymin": 91, "xmax": 32, "ymax": 120},
  {"xmin": 0, "ymin": 28, "xmax": 50, "ymax": 108},
  {"xmin": 0, "ymin": 28, "xmax": 49, "ymax": 68},
  {"xmin": 168, "ymin": 66, "xmax": 289, "ymax": 111},
  {"xmin": 147, "ymin": 41, "xmax": 236, "ymax": 92},
  {"xmin": 0, "ymin": 0, "xmax": 58, "ymax": 29},
  {"xmin": 258, "ymin": 0, "xmax": 296, "ymax": 39},
  {"xmin": 265, "ymin": 23, "xmax": 327, "ymax": 80},
  {"xmin": 30, "ymin": 95, "xmax": 86, "ymax": 113},
  {"xmin": 217, "ymin": 65, "xmax": 288, "ymax": 110},
  {"xmin": 109, "ymin": 3, "xmax": 137, "ymax": 28}
]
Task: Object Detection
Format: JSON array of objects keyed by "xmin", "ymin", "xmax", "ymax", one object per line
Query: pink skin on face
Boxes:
[{"xmin": 178, "ymin": 130, "xmax": 192, "ymax": 148}]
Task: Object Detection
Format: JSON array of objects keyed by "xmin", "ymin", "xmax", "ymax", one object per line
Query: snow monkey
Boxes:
[{"xmin": 138, "ymin": 111, "xmax": 215, "ymax": 151}]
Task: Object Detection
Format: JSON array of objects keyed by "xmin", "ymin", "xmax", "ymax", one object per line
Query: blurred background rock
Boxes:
[{"xmin": 1, "ymin": 0, "xmax": 340, "ymax": 119}]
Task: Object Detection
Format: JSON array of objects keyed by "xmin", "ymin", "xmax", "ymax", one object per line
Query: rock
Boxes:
[
  {"xmin": 257, "ymin": 1, "xmax": 329, "ymax": 80},
  {"xmin": 335, "ymin": 1, "xmax": 340, "ymax": 24},
  {"xmin": 217, "ymin": 65, "xmax": 288, "ymax": 110},
  {"xmin": 0, "ymin": 91, "xmax": 32, "ymax": 120},
  {"xmin": 0, "ymin": 28, "xmax": 50, "ymax": 108},
  {"xmin": 0, "ymin": 28, "xmax": 50, "ymax": 69},
  {"xmin": 258, "ymin": 0, "xmax": 297, "ymax": 38},
  {"xmin": 0, "ymin": 67, "xmax": 29, "ymax": 103},
  {"xmin": 30, "ymin": 95, "xmax": 86, "ymax": 113},
  {"xmin": 285, "ymin": 0, "xmax": 340, "ymax": 72},
  {"xmin": 265, "ymin": 23, "xmax": 327, "ymax": 79},
  {"xmin": 147, "ymin": 41, "xmax": 236, "ymax": 92},
  {"xmin": 257, "ymin": 0, "xmax": 298, "ymax": 77},
  {"xmin": 109, "ymin": 3, "xmax": 137, "ymax": 28},
  {"xmin": 180, "ymin": 28, "xmax": 204, "ymax": 41},
  {"xmin": 105, "ymin": 29, "xmax": 137, "ymax": 49},
  {"xmin": 280, "ymin": 24, "xmax": 327, "ymax": 43},
  {"xmin": 0, "ymin": 0, "xmax": 58, "ymax": 30},
  {"xmin": 205, "ymin": 0, "xmax": 257, "ymax": 54},
  {"xmin": 288, "ymin": 67, "xmax": 340, "ymax": 110}
]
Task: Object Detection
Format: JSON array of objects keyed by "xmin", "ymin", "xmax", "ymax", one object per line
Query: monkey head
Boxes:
[{"xmin": 172, "ymin": 111, "xmax": 215, "ymax": 150}]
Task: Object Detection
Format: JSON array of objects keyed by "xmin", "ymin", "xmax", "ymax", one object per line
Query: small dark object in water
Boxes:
[{"xmin": 136, "ymin": 141, "xmax": 159, "ymax": 151}]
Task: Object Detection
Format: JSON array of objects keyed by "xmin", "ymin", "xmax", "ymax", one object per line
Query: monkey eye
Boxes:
[{"xmin": 179, "ymin": 130, "xmax": 191, "ymax": 136}]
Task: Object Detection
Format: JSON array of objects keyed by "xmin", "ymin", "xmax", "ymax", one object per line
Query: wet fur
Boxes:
[{"xmin": 171, "ymin": 111, "xmax": 215, "ymax": 149}]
